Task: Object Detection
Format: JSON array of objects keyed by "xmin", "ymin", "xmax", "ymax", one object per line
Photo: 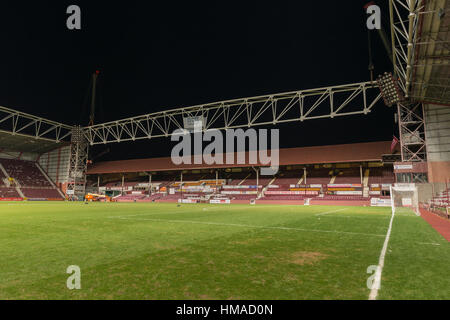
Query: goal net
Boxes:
[{"xmin": 390, "ymin": 184, "xmax": 420, "ymax": 216}]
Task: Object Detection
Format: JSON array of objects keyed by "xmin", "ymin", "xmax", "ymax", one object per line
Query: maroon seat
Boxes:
[
  {"xmin": 334, "ymin": 168, "xmax": 362, "ymax": 184},
  {"xmin": 0, "ymin": 159, "xmax": 52, "ymax": 187},
  {"xmin": 0, "ymin": 187, "xmax": 20, "ymax": 198},
  {"xmin": 21, "ymin": 188, "xmax": 62, "ymax": 199},
  {"xmin": 0, "ymin": 159, "xmax": 63, "ymax": 199}
]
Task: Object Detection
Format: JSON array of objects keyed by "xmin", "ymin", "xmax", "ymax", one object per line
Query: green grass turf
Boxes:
[{"xmin": 0, "ymin": 202, "xmax": 449, "ymax": 300}]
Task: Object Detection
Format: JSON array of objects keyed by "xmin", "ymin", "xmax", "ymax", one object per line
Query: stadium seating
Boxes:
[
  {"xmin": 0, "ymin": 169, "xmax": 7, "ymax": 186},
  {"xmin": 104, "ymin": 181, "xmax": 140, "ymax": 188},
  {"xmin": 244, "ymin": 177, "xmax": 272, "ymax": 187},
  {"xmin": 228, "ymin": 172, "xmax": 251, "ymax": 185},
  {"xmin": 0, "ymin": 158, "xmax": 63, "ymax": 200},
  {"xmin": 90, "ymin": 166, "xmax": 397, "ymax": 204},
  {"xmin": 260, "ymin": 194, "xmax": 307, "ymax": 200},
  {"xmin": 334, "ymin": 168, "xmax": 362, "ymax": 184},
  {"xmin": 314, "ymin": 195, "xmax": 366, "ymax": 201},
  {"xmin": 21, "ymin": 188, "xmax": 62, "ymax": 199},
  {"xmin": 0, "ymin": 168, "xmax": 21, "ymax": 198},
  {"xmin": 0, "ymin": 187, "xmax": 20, "ymax": 198},
  {"xmin": 430, "ymin": 189, "xmax": 450, "ymax": 208},
  {"xmin": 368, "ymin": 167, "xmax": 395, "ymax": 184},
  {"xmin": 160, "ymin": 194, "xmax": 182, "ymax": 200},
  {"xmin": 274, "ymin": 177, "xmax": 301, "ymax": 186},
  {"xmin": 228, "ymin": 194, "xmax": 257, "ymax": 200},
  {"xmin": 0, "ymin": 159, "xmax": 51, "ymax": 187},
  {"xmin": 305, "ymin": 169, "xmax": 332, "ymax": 184},
  {"xmin": 115, "ymin": 194, "xmax": 147, "ymax": 202}
]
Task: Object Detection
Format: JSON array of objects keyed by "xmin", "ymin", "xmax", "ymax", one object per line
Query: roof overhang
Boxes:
[
  {"xmin": 87, "ymin": 141, "xmax": 394, "ymax": 175},
  {"xmin": 412, "ymin": 0, "xmax": 450, "ymax": 105},
  {"xmin": 0, "ymin": 130, "xmax": 69, "ymax": 154}
]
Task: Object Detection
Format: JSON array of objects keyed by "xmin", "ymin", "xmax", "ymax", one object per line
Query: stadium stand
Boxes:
[
  {"xmin": 86, "ymin": 142, "xmax": 402, "ymax": 205},
  {"xmin": 228, "ymin": 172, "xmax": 251, "ymax": 185},
  {"xmin": 21, "ymin": 188, "xmax": 62, "ymax": 199},
  {"xmin": 0, "ymin": 187, "xmax": 20, "ymax": 198},
  {"xmin": 368, "ymin": 167, "xmax": 395, "ymax": 184},
  {"xmin": 0, "ymin": 158, "xmax": 63, "ymax": 200},
  {"xmin": 305, "ymin": 169, "xmax": 333, "ymax": 184},
  {"xmin": 97, "ymin": 164, "xmax": 401, "ymax": 204},
  {"xmin": 0, "ymin": 168, "xmax": 20, "ymax": 198},
  {"xmin": 334, "ymin": 168, "xmax": 362, "ymax": 184},
  {"xmin": 114, "ymin": 194, "xmax": 147, "ymax": 202},
  {"xmin": 275, "ymin": 171, "xmax": 303, "ymax": 185},
  {"xmin": 0, "ymin": 159, "xmax": 51, "ymax": 187},
  {"xmin": 430, "ymin": 188, "xmax": 450, "ymax": 208}
]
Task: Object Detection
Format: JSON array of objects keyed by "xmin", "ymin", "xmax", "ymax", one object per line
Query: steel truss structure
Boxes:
[
  {"xmin": 67, "ymin": 127, "xmax": 89, "ymax": 199},
  {"xmin": 397, "ymin": 101, "xmax": 428, "ymax": 161},
  {"xmin": 389, "ymin": 0, "xmax": 441, "ymax": 162},
  {"xmin": 83, "ymin": 81, "xmax": 382, "ymax": 145},
  {"xmin": 389, "ymin": 0, "xmax": 425, "ymax": 98},
  {"xmin": 0, "ymin": 81, "xmax": 383, "ymax": 198},
  {"xmin": 0, "ymin": 106, "xmax": 73, "ymax": 143}
]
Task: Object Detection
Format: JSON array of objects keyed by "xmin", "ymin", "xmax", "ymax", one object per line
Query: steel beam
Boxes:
[
  {"xmin": 397, "ymin": 101, "xmax": 428, "ymax": 161},
  {"xmin": 0, "ymin": 106, "xmax": 73, "ymax": 143},
  {"xmin": 389, "ymin": 0, "xmax": 425, "ymax": 97},
  {"xmin": 83, "ymin": 81, "xmax": 382, "ymax": 145}
]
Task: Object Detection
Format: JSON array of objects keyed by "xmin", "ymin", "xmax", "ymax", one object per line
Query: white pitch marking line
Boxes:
[
  {"xmin": 315, "ymin": 208, "xmax": 346, "ymax": 216},
  {"xmin": 107, "ymin": 209, "xmax": 206, "ymax": 219},
  {"xmin": 108, "ymin": 216, "xmax": 386, "ymax": 238},
  {"xmin": 417, "ymin": 242, "xmax": 440, "ymax": 246},
  {"xmin": 368, "ymin": 210, "xmax": 395, "ymax": 300}
]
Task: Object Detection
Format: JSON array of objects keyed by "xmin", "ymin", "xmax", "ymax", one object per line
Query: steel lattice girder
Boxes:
[
  {"xmin": 82, "ymin": 81, "xmax": 382, "ymax": 145},
  {"xmin": 390, "ymin": 0, "xmax": 450, "ymax": 103},
  {"xmin": 67, "ymin": 127, "xmax": 89, "ymax": 198},
  {"xmin": 397, "ymin": 101, "xmax": 428, "ymax": 161},
  {"xmin": 0, "ymin": 106, "xmax": 73, "ymax": 143},
  {"xmin": 389, "ymin": 0, "xmax": 425, "ymax": 97}
]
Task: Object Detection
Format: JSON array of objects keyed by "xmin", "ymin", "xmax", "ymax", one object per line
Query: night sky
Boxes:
[{"xmin": 1, "ymin": 1, "xmax": 394, "ymax": 162}]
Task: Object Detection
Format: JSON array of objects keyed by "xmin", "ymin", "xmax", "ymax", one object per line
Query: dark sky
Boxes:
[{"xmin": 1, "ymin": 1, "xmax": 394, "ymax": 161}]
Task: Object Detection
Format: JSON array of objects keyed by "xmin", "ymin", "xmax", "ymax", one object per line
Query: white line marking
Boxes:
[
  {"xmin": 417, "ymin": 242, "xmax": 440, "ymax": 246},
  {"xmin": 315, "ymin": 208, "xmax": 346, "ymax": 216},
  {"xmin": 108, "ymin": 216, "xmax": 386, "ymax": 238},
  {"xmin": 368, "ymin": 210, "xmax": 395, "ymax": 300}
]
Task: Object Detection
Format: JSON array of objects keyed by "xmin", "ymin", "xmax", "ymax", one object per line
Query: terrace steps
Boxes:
[
  {"xmin": 36, "ymin": 162, "xmax": 65, "ymax": 198},
  {"xmin": 0, "ymin": 163, "xmax": 9, "ymax": 182}
]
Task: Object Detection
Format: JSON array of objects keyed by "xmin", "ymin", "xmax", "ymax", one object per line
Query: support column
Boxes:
[
  {"xmin": 149, "ymin": 173, "xmax": 152, "ymax": 196},
  {"xmin": 360, "ymin": 165, "xmax": 363, "ymax": 185},
  {"xmin": 256, "ymin": 169, "xmax": 259, "ymax": 188},
  {"xmin": 252, "ymin": 167, "xmax": 259, "ymax": 196},
  {"xmin": 180, "ymin": 172, "xmax": 183, "ymax": 200},
  {"xmin": 397, "ymin": 101, "xmax": 427, "ymax": 162},
  {"xmin": 67, "ymin": 126, "xmax": 89, "ymax": 200}
]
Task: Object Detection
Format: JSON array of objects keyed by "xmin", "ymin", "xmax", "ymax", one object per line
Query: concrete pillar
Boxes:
[{"xmin": 360, "ymin": 165, "xmax": 363, "ymax": 185}]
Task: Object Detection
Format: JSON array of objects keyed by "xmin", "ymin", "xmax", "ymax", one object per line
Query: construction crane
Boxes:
[{"xmin": 88, "ymin": 70, "xmax": 100, "ymax": 126}]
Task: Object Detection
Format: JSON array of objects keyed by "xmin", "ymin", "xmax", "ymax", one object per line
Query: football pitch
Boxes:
[{"xmin": 1, "ymin": 202, "xmax": 449, "ymax": 300}]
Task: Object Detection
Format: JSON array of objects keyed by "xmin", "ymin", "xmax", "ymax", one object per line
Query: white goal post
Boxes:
[{"xmin": 390, "ymin": 184, "xmax": 420, "ymax": 216}]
